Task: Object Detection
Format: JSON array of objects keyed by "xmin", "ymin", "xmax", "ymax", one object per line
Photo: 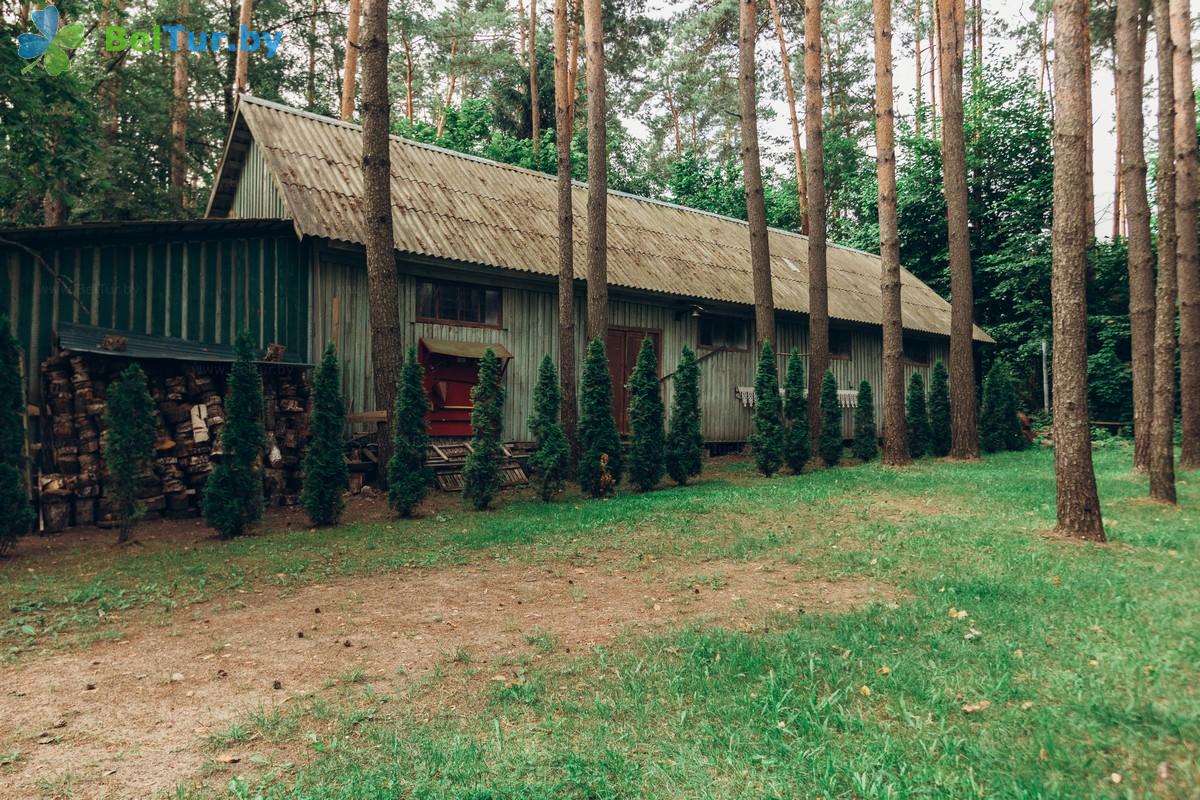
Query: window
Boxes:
[
  {"xmin": 698, "ymin": 316, "xmax": 750, "ymax": 351},
  {"xmin": 903, "ymin": 336, "xmax": 930, "ymax": 366},
  {"xmin": 830, "ymin": 330, "xmax": 852, "ymax": 360},
  {"xmin": 416, "ymin": 279, "xmax": 501, "ymax": 327}
]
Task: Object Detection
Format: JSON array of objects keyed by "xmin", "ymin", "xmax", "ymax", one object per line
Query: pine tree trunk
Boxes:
[
  {"xmin": 340, "ymin": 0, "xmax": 362, "ymax": 121},
  {"xmin": 1051, "ymin": 0, "xmax": 1106, "ymax": 540},
  {"xmin": 234, "ymin": 0, "xmax": 253, "ymax": 97},
  {"xmin": 767, "ymin": 0, "xmax": 809, "ymax": 234},
  {"xmin": 937, "ymin": 0, "xmax": 979, "ymax": 458},
  {"xmin": 555, "ymin": 0, "xmax": 578, "ymax": 459},
  {"xmin": 224, "ymin": 0, "xmax": 237, "ymax": 123},
  {"xmin": 739, "ymin": 0, "xmax": 776, "ymax": 348},
  {"xmin": 170, "ymin": 0, "xmax": 189, "ymax": 204},
  {"xmin": 584, "ymin": 0, "xmax": 608, "ymax": 342},
  {"xmin": 929, "ymin": 0, "xmax": 939, "ymax": 132},
  {"xmin": 403, "ymin": 31, "xmax": 415, "ymax": 123},
  {"xmin": 306, "ymin": 0, "xmax": 318, "ymax": 109},
  {"xmin": 1150, "ymin": 0, "xmax": 1178, "ymax": 502},
  {"xmin": 436, "ymin": 36, "xmax": 459, "ymax": 139},
  {"xmin": 1170, "ymin": 0, "xmax": 1200, "ymax": 468},
  {"xmin": 1116, "ymin": 0, "xmax": 1154, "ymax": 472},
  {"xmin": 914, "ymin": 0, "xmax": 924, "ymax": 136},
  {"xmin": 1083, "ymin": 20, "xmax": 1095, "ymax": 236},
  {"xmin": 530, "ymin": 0, "xmax": 541, "ymax": 155},
  {"xmin": 805, "ymin": 0, "xmax": 830, "ymax": 449},
  {"xmin": 874, "ymin": 0, "xmax": 910, "ymax": 466},
  {"xmin": 360, "ymin": 0, "xmax": 404, "ymax": 466}
]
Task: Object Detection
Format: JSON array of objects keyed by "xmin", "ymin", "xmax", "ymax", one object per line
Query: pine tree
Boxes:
[
  {"xmin": 301, "ymin": 342, "xmax": 348, "ymax": 526},
  {"xmin": 528, "ymin": 355, "xmax": 569, "ymax": 502},
  {"xmin": 578, "ymin": 337, "xmax": 622, "ymax": 497},
  {"xmin": 783, "ymin": 348, "xmax": 810, "ymax": 473},
  {"xmin": 105, "ymin": 363, "xmax": 157, "ymax": 543},
  {"xmin": 463, "ymin": 349, "xmax": 505, "ymax": 510},
  {"xmin": 387, "ymin": 346, "xmax": 432, "ymax": 517},
  {"xmin": 906, "ymin": 372, "xmax": 931, "ymax": 458},
  {"xmin": 819, "ymin": 369, "xmax": 843, "ymax": 466},
  {"xmin": 981, "ymin": 360, "xmax": 1026, "ymax": 453},
  {"xmin": 665, "ymin": 345, "xmax": 704, "ymax": 486},
  {"xmin": 0, "ymin": 316, "xmax": 34, "ymax": 556},
  {"xmin": 929, "ymin": 360, "xmax": 952, "ymax": 456},
  {"xmin": 750, "ymin": 340, "xmax": 784, "ymax": 476},
  {"xmin": 203, "ymin": 330, "xmax": 265, "ymax": 539},
  {"xmin": 853, "ymin": 379, "xmax": 878, "ymax": 462},
  {"xmin": 628, "ymin": 337, "xmax": 665, "ymax": 491}
]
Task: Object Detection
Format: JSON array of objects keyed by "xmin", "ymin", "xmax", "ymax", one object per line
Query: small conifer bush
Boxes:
[
  {"xmin": 578, "ymin": 337, "xmax": 622, "ymax": 497},
  {"xmin": 981, "ymin": 360, "xmax": 1027, "ymax": 452},
  {"xmin": 105, "ymin": 362, "xmax": 157, "ymax": 543},
  {"xmin": 749, "ymin": 340, "xmax": 784, "ymax": 476},
  {"xmin": 852, "ymin": 379, "xmax": 878, "ymax": 462},
  {"xmin": 665, "ymin": 345, "xmax": 703, "ymax": 486},
  {"xmin": 463, "ymin": 349, "xmax": 505, "ymax": 510},
  {"xmin": 928, "ymin": 360, "xmax": 952, "ymax": 457},
  {"xmin": 301, "ymin": 342, "xmax": 348, "ymax": 526},
  {"xmin": 819, "ymin": 370, "xmax": 843, "ymax": 466},
  {"xmin": 528, "ymin": 355, "xmax": 569, "ymax": 501},
  {"xmin": 387, "ymin": 346, "xmax": 432, "ymax": 517},
  {"xmin": 628, "ymin": 337, "xmax": 665, "ymax": 491},
  {"xmin": 906, "ymin": 372, "xmax": 932, "ymax": 459},
  {"xmin": 782, "ymin": 348, "xmax": 809, "ymax": 473},
  {"xmin": 203, "ymin": 331, "xmax": 266, "ymax": 539}
]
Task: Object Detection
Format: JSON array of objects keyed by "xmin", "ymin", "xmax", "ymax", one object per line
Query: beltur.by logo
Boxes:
[{"xmin": 105, "ymin": 24, "xmax": 283, "ymax": 58}]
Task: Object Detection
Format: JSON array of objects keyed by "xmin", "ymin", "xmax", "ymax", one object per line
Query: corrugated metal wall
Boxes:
[
  {"xmin": 3, "ymin": 234, "xmax": 309, "ymax": 401},
  {"xmin": 310, "ymin": 248, "xmax": 952, "ymax": 443},
  {"xmin": 231, "ymin": 141, "xmax": 289, "ymax": 219}
]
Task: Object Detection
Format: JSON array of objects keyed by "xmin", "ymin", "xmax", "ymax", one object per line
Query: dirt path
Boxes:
[{"xmin": 0, "ymin": 557, "xmax": 894, "ymax": 799}]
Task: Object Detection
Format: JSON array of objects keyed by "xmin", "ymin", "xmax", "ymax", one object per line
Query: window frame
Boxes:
[
  {"xmin": 415, "ymin": 278, "xmax": 503, "ymax": 329},
  {"xmin": 697, "ymin": 315, "xmax": 752, "ymax": 353},
  {"xmin": 829, "ymin": 329, "xmax": 853, "ymax": 361},
  {"xmin": 902, "ymin": 336, "xmax": 931, "ymax": 367}
]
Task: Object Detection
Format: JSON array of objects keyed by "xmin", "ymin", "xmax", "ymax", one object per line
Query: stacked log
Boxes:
[{"xmin": 37, "ymin": 351, "xmax": 309, "ymax": 531}]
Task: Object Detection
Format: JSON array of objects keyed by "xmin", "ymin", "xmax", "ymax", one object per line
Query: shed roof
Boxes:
[
  {"xmin": 57, "ymin": 322, "xmax": 311, "ymax": 366},
  {"xmin": 208, "ymin": 96, "xmax": 990, "ymax": 343}
]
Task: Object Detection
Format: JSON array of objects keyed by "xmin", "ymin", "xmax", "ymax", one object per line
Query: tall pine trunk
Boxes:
[
  {"xmin": 340, "ymin": 0, "xmax": 362, "ymax": 121},
  {"xmin": 739, "ymin": 0, "xmax": 776, "ymax": 347},
  {"xmin": 805, "ymin": 0, "xmax": 830, "ymax": 451},
  {"xmin": 1150, "ymin": 0, "xmax": 1178, "ymax": 502},
  {"xmin": 584, "ymin": 0, "xmax": 608, "ymax": 341},
  {"xmin": 234, "ymin": 0, "xmax": 253, "ymax": 97},
  {"xmin": 1050, "ymin": 0, "xmax": 1106, "ymax": 540},
  {"xmin": 874, "ymin": 0, "xmax": 909, "ymax": 466},
  {"xmin": 936, "ymin": 0, "xmax": 979, "ymax": 459},
  {"xmin": 306, "ymin": 0, "xmax": 317, "ymax": 108},
  {"xmin": 554, "ymin": 0, "xmax": 578, "ymax": 458},
  {"xmin": 360, "ymin": 0, "xmax": 404, "ymax": 465},
  {"xmin": 1116, "ymin": 0, "xmax": 1154, "ymax": 471},
  {"xmin": 767, "ymin": 0, "xmax": 809, "ymax": 234},
  {"xmin": 1170, "ymin": 0, "xmax": 1200, "ymax": 468},
  {"xmin": 530, "ymin": 0, "xmax": 540, "ymax": 155},
  {"xmin": 170, "ymin": 0, "xmax": 189, "ymax": 204}
]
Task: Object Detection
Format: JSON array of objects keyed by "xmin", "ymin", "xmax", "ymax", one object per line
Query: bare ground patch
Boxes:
[{"xmin": 0, "ymin": 555, "xmax": 894, "ymax": 798}]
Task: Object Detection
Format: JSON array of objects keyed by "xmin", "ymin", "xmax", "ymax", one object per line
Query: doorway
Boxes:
[{"xmin": 605, "ymin": 326, "xmax": 662, "ymax": 434}]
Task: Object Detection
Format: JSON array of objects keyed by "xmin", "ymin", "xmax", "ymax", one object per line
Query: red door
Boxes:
[{"xmin": 605, "ymin": 327, "xmax": 662, "ymax": 433}]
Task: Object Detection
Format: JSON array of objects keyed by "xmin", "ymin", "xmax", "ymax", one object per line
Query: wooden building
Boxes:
[{"xmin": 5, "ymin": 95, "xmax": 991, "ymax": 447}]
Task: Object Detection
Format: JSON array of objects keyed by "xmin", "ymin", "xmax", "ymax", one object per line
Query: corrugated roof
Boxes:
[
  {"xmin": 420, "ymin": 338, "xmax": 514, "ymax": 360},
  {"xmin": 210, "ymin": 96, "xmax": 991, "ymax": 343},
  {"xmin": 57, "ymin": 322, "xmax": 311, "ymax": 365}
]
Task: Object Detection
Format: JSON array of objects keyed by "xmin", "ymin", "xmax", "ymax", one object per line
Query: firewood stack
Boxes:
[{"xmin": 37, "ymin": 351, "xmax": 310, "ymax": 532}]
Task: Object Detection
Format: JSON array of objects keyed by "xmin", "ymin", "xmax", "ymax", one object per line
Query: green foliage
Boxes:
[
  {"xmin": 104, "ymin": 363, "xmax": 157, "ymax": 543},
  {"xmin": 819, "ymin": 370, "xmax": 843, "ymax": 467},
  {"xmin": 782, "ymin": 349, "xmax": 810, "ymax": 474},
  {"xmin": 906, "ymin": 373, "xmax": 932, "ymax": 459},
  {"xmin": 301, "ymin": 343, "xmax": 348, "ymax": 526},
  {"xmin": 0, "ymin": 317, "xmax": 34, "ymax": 553},
  {"xmin": 981, "ymin": 361, "xmax": 1027, "ymax": 453},
  {"xmin": 578, "ymin": 338, "xmax": 623, "ymax": 498},
  {"xmin": 387, "ymin": 347, "xmax": 432, "ymax": 517},
  {"xmin": 628, "ymin": 338, "xmax": 665, "ymax": 492},
  {"xmin": 463, "ymin": 349, "xmax": 505, "ymax": 511},
  {"xmin": 749, "ymin": 341, "xmax": 784, "ymax": 477},
  {"xmin": 852, "ymin": 380, "xmax": 878, "ymax": 462},
  {"xmin": 928, "ymin": 361, "xmax": 952, "ymax": 457},
  {"xmin": 528, "ymin": 356, "xmax": 569, "ymax": 502},
  {"xmin": 665, "ymin": 346, "xmax": 704, "ymax": 486},
  {"xmin": 203, "ymin": 331, "xmax": 265, "ymax": 539}
]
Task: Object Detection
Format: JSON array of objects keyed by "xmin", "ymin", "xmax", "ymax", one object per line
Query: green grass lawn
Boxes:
[{"xmin": 4, "ymin": 444, "xmax": 1199, "ymax": 798}]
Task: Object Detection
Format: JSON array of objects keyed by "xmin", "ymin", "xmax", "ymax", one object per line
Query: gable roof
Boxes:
[{"xmin": 208, "ymin": 96, "xmax": 990, "ymax": 342}]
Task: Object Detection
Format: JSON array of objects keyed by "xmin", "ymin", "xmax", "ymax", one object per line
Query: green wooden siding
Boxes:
[{"xmin": 231, "ymin": 140, "xmax": 289, "ymax": 219}]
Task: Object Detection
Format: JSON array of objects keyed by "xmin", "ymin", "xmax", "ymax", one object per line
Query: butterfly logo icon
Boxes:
[{"xmin": 18, "ymin": 5, "xmax": 85, "ymax": 76}]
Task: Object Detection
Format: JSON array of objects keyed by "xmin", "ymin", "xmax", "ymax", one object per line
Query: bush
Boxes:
[
  {"xmin": 853, "ymin": 380, "xmax": 878, "ymax": 462},
  {"xmin": 104, "ymin": 363, "xmax": 157, "ymax": 543},
  {"xmin": 819, "ymin": 370, "xmax": 843, "ymax": 466},
  {"xmin": 782, "ymin": 348, "xmax": 810, "ymax": 473},
  {"xmin": 981, "ymin": 360, "xmax": 1027, "ymax": 452},
  {"xmin": 301, "ymin": 342, "xmax": 348, "ymax": 526},
  {"xmin": 387, "ymin": 346, "xmax": 432, "ymax": 516},
  {"xmin": 906, "ymin": 372, "xmax": 931, "ymax": 458},
  {"xmin": 203, "ymin": 330, "xmax": 265, "ymax": 539},
  {"xmin": 528, "ymin": 355, "xmax": 569, "ymax": 501},
  {"xmin": 750, "ymin": 340, "xmax": 784, "ymax": 476},
  {"xmin": 627, "ymin": 337, "xmax": 665, "ymax": 491},
  {"xmin": 665, "ymin": 345, "xmax": 703, "ymax": 486},
  {"xmin": 928, "ymin": 360, "xmax": 951, "ymax": 456},
  {"xmin": 463, "ymin": 349, "xmax": 505, "ymax": 510},
  {"xmin": 0, "ymin": 316, "xmax": 34, "ymax": 555},
  {"xmin": 578, "ymin": 337, "xmax": 622, "ymax": 497}
]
